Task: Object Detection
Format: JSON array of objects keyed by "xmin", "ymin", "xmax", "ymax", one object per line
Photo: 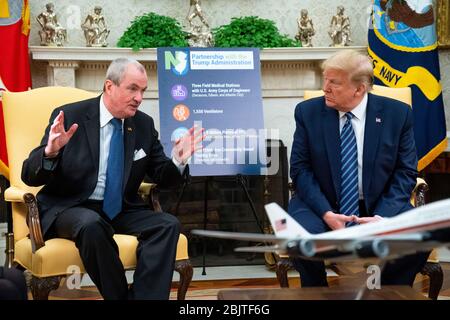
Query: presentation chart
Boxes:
[{"xmin": 157, "ymin": 48, "xmax": 266, "ymax": 176}]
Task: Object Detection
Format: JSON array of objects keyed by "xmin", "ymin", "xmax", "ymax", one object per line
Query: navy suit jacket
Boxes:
[
  {"xmin": 290, "ymin": 93, "xmax": 417, "ymax": 219},
  {"xmin": 22, "ymin": 96, "xmax": 186, "ymax": 236}
]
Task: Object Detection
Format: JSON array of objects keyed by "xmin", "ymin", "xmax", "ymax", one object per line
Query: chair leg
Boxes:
[
  {"xmin": 174, "ymin": 259, "xmax": 193, "ymax": 300},
  {"xmin": 420, "ymin": 262, "xmax": 443, "ymax": 300},
  {"xmin": 23, "ymin": 270, "xmax": 32, "ymax": 289},
  {"xmin": 30, "ymin": 275, "xmax": 61, "ymax": 300},
  {"xmin": 276, "ymin": 258, "xmax": 293, "ymax": 288}
]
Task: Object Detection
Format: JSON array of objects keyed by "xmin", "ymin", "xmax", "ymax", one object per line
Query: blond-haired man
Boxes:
[{"xmin": 289, "ymin": 50, "xmax": 429, "ymax": 287}]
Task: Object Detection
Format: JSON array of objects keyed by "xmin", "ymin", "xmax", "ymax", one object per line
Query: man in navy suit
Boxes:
[
  {"xmin": 22, "ymin": 58, "xmax": 203, "ymax": 299},
  {"xmin": 289, "ymin": 50, "xmax": 429, "ymax": 287}
]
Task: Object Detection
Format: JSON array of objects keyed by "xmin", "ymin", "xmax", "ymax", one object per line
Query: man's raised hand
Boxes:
[
  {"xmin": 44, "ymin": 111, "xmax": 78, "ymax": 158},
  {"xmin": 173, "ymin": 126, "xmax": 205, "ymax": 165}
]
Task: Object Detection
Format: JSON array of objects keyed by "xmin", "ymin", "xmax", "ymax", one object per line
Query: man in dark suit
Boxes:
[
  {"xmin": 289, "ymin": 50, "xmax": 429, "ymax": 287},
  {"xmin": 21, "ymin": 58, "xmax": 203, "ymax": 300}
]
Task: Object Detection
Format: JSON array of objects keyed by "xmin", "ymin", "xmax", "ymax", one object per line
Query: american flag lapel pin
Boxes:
[{"xmin": 375, "ymin": 117, "xmax": 382, "ymax": 123}]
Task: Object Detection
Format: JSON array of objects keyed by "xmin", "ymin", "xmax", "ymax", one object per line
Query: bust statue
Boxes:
[
  {"xmin": 36, "ymin": 3, "xmax": 67, "ymax": 46},
  {"xmin": 81, "ymin": 6, "xmax": 110, "ymax": 47},
  {"xmin": 295, "ymin": 9, "xmax": 315, "ymax": 47}
]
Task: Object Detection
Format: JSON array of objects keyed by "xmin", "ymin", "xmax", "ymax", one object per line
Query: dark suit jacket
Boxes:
[
  {"xmin": 22, "ymin": 96, "xmax": 186, "ymax": 236},
  {"xmin": 290, "ymin": 93, "xmax": 417, "ymax": 219}
]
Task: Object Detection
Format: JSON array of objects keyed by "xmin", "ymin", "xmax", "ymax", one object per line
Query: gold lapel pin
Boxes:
[{"xmin": 127, "ymin": 127, "xmax": 133, "ymax": 132}]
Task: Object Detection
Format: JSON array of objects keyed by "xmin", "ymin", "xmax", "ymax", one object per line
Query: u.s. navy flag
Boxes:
[
  {"xmin": 0, "ymin": 0, "xmax": 31, "ymax": 178},
  {"xmin": 368, "ymin": 0, "xmax": 447, "ymax": 171}
]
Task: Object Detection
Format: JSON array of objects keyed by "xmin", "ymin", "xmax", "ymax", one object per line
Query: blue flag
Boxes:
[{"xmin": 368, "ymin": 0, "xmax": 447, "ymax": 171}]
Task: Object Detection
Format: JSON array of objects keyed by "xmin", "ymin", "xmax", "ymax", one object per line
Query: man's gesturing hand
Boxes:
[
  {"xmin": 173, "ymin": 126, "xmax": 205, "ymax": 165},
  {"xmin": 44, "ymin": 111, "xmax": 78, "ymax": 158},
  {"xmin": 354, "ymin": 215, "xmax": 383, "ymax": 224}
]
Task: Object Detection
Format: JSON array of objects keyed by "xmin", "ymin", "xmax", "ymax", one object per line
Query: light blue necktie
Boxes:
[
  {"xmin": 340, "ymin": 112, "xmax": 359, "ymax": 218},
  {"xmin": 103, "ymin": 118, "xmax": 124, "ymax": 220}
]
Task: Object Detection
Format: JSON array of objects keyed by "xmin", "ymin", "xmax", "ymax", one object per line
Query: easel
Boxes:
[{"xmin": 174, "ymin": 174, "xmax": 266, "ymax": 275}]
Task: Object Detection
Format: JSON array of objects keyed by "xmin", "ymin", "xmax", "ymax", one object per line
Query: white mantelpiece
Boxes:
[
  {"xmin": 30, "ymin": 46, "xmax": 366, "ymax": 61},
  {"xmin": 29, "ymin": 46, "xmax": 367, "ymax": 97}
]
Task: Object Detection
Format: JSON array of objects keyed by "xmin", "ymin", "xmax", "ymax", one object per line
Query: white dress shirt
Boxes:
[
  {"xmin": 89, "ymin": 96, "xmax": 123, "ymax": 200},
  {"xmin": 338, "ymin": 93, "xmax": 368, "ymax": 200},
  {"xmin": 89, "ymin": 95, "xmax": 185, "ymax": 200}
]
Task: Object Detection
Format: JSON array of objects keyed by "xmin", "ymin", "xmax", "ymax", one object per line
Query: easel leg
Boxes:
[
  {"xmin": 172, "ymin": 176, "xmax": 210, "ymax": 275},
  {"xmin": 236, "ymin": 174, "xmax": 264, "ymax": 233},
  {"xmin": 174, "ymin": 180, "xmax": 189, "ymax": 216}
]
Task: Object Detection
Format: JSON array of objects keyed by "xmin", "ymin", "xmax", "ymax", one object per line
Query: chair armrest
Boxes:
[
  {"xmin": 23, "ymin": 193, "xmax": 45, "ymax": 253},
  {"xmin": 138, "ymin": 182, "xmax": 163, "ymax": 212},
  {"xmin": 411, "ymin": 178, "xmax": 429, "ymax": 207},
  {"xmin": 5, "ymin": 187, "xmax": 45, "ymax": 253},
  {"xmin": 4, "ymin": 186, "xmax": 28, "ymax": 202},
  {"xmin": 287, "ymin": 182, "xmax": 295, "ymax": 197}
]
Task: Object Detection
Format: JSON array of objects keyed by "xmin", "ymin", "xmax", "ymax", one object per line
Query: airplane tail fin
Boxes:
[{"xmin": 265, "ymin": 203, "xmax": 311, "ymax": 238}]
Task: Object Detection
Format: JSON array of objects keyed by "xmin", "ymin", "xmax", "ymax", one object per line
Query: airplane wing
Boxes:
[
  {"xmin": 323, "ymin": 233, "xmax": 426, "ymax": 251},
  {"xmin": 235, "ymin": 245, "xmax": 281, "ymax": 253},
  {"xmin": 232, "ymin": 233, "xmax": 432, "ymax": 260},
  {"xmin": 192, "ymin": 229, "xmax": 435, "ymax": 259},
  {"xmin": 191, "ymin": 229, "xmax": 288, "ymax": 244}
]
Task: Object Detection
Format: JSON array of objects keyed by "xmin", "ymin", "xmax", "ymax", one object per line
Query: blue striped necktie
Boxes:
[
  {"xmin": 340, "ymin": 112, "xmax": 359, "ymax": 218},
  {"xmin": 103, "ymin": 118, "xmax": 124, "ymax": 220}
]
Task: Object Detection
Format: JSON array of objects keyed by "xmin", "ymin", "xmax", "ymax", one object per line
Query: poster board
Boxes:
[{"xmin": 157, "ymin": 48, "xmax": 267, "ymax": 176}]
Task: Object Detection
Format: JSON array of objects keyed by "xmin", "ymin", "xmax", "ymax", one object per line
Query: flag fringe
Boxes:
[{"xmin": 418, "ymin": 138, "xmax": 448, "ymax": 171}]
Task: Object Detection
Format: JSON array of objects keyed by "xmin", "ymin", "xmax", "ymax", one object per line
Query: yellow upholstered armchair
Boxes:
[
  {"xmin": 2, "ymin": 87, "xmax": 193, "ymax": 300},
  {"xmin": 275, "ymin": 85, "xmax": 443, "ymax": 299}
]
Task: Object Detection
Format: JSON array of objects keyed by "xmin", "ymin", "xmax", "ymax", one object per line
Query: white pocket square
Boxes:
[{"xmin": 133, "ymin": 148, "xmax": 147, "ymax": 161}]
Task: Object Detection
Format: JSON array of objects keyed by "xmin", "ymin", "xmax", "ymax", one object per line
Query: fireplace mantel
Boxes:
[
  {"xmin": 29, "ymin": 46, "xmax": 367, "ymax": 98},
  {"xmin": 30, "ymin": 46, "xmax": 367, "ymax": 61}
]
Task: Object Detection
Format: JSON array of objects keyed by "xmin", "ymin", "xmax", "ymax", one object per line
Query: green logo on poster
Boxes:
[{"xmin": 165, "ymin": 51, "xmax": 189, "ymax": 76}]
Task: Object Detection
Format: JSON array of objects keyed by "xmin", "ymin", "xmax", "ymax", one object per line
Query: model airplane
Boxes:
[{"xmin": 192, "ymin": 198, "xmax": 450, "ymax": 261}]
